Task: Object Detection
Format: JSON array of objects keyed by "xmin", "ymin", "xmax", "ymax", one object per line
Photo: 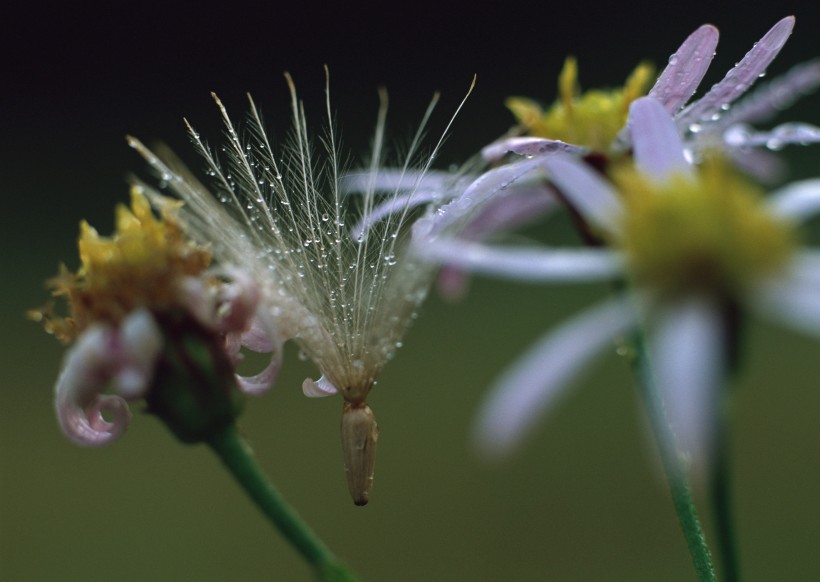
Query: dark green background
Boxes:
[{"xmin": 3, "ymin": 2, "xmax": 820, "ymax": 580}]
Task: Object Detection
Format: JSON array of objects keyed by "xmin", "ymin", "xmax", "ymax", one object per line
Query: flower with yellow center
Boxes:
[
  {"xmin": 415, "ymin": 96, "xmax": 820, "ymax": 467},
  {"xmin": 32, "ymin": 188, "xmax": 275, "ymax": 446},
  {"xmin": 506, "ymin": 57, "xmax": 654, "ymax": 153}
]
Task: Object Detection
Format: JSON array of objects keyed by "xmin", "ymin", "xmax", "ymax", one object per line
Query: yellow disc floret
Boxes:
[
  {"xmin": 506, "ymin": 57, "xmax": 654, "ymax": 153},
  {"xmin": 31, "ymin": 187, "xmax": 211, "ymax": 342},
  {"xmin": 615, "ymin": 158, "xmax": 795, "ymax": 297}
]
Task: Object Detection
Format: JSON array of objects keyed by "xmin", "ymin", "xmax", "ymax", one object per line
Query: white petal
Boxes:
[
  {"xmin": 677, "ymin": 16, "xmax": 795, "ymax": 130},
  {"xmin": 302, "ymin": 375, "xmax": 339, "ymax": 398},
  {"xmin": 752, "ymin": 269, "xmax": 820, "ymax": 339},
  {"xmin": 541, "ymin": 156, "xmax": 624, "ymax": 236},
  {"xmin": 648, "ymin": 24, "xmax": 720, "ymax": 113},
  {"xmin": 649, "ymin": 298, "xmax": 724, "ymax": 472},
  {"xmin": 55, "ymin": 325, "xmax": 133, "ymax": 447},
  {"xmin": 340, "ymin": 169, "xmax": 460, "ymax": 194},
  {"xmin": 629, "ymin": 97, "xmax": 691, "ymax": 179},
  {"xmin": 473, "ymin": 296, "xmax": 637, "ymax": 457},
  {"xmin": 415, "ymin": 238, "xmax": 624, "ymax": 283},
  {"xmin": 481, "ymin": 136, "xmax": 587, "ymax": 162},
  {"xmin": 766, "ymin": 179, "xmax": 820, "ymax": 222},
  {"xmin": 116, "ymin": 309, "xmax": 163, "ymax": 399}
]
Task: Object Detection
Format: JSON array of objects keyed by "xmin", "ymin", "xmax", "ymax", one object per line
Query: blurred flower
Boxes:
[
  {"xmin": 31, "ymin": 188, "xmax": 274, "ymax": 445},
  {"xmin": 127, "ymin": 73, "xmax": 469, "ymax": 504},
  {"xmin": 417, "ymin": 96, "xmax": 820, "ymax": 466}
]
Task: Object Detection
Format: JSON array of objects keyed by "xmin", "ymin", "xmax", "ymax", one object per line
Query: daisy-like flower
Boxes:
[
  {"xmin": 31, "ymin": 188, "xmax": 274, "ymax": 446},
  {"xmin": 416, "ymin": 96, "xmax": 820, "ymax": 467},
  {"xmin": 128, "ymin": 72, "xmax": 469, "ymax": 505},
  {"xmin": 489, "ymin": 16, "xmax": 820, "ymax": 179}
]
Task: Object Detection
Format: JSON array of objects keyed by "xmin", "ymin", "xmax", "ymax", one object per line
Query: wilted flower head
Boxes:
[
  {"xmin": 128, "ymin": 72, "xmax": 469, "ymax": 504},
  {"xmin": 32, "ymin": 188, "xmax": 272, "ymax": 445}
]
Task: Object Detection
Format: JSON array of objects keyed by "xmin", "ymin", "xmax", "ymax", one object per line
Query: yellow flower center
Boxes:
[
  {"xmin": 615, "ymin": 159, "xmax": 795, "ymax": 297},
  {"xmin": 506, "ymin": 57, "xmax": 654, "ymax": 152},
  {"xmin": 32, "ymin": 187, "xmax": 211, "ymax": 342}
]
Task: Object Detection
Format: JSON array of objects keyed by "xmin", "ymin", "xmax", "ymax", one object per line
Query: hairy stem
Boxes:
[{"xmin": 207, "ymin": 425, "xmax": 360, "ymax": 582}]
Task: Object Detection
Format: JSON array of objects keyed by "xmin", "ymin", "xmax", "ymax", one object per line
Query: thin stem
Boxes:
[
  {"xmin": 628, "ymin": 331, "xmax": 717, "ymax": 582},
  {"xmin": 207, "ymin": 425, "xmax": 360, "ymax": 582},
  {"xmin": 711, "ymin": 394, "xmax": 740, "ymax": 582}
]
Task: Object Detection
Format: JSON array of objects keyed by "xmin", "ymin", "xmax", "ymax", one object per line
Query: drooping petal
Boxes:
[
  {"xmin": 629, "ymin": 97, "xmax": 691, "ymax": 179},
  {"xmin": 55, "ymin": 325, "xmax": 133, "ymax": 446},
  {"xmin": 481, "ymin": 136, "xmax": 587, "ymax": 163},
  {"xmin": 648, "ymin": 24, "xmax": 720, "ymax": 113},
  {"xmin": 765, "ymin": 179, "xmax": 820, "ymax": 222},
  {"xmin": 541, "ymin": 155, "xmax": 624, "ymax": 236},
  {"xmin": 302, "ymin": 375, "xmax": 339, "ymax": 398},
  {"xmin": 416, "ymin": 238, "xmax": 624, "ymax": 283},
  {"xmin": 473, "ymin": 296, "xmax": 637, "ymax": 457},
  {"xmin": 649, "ymin": 297, "xmax": 724, "ymax": 472},
  {"xmin": 676, "ymin": 16, "xmax": 796, "ymax": 130}
]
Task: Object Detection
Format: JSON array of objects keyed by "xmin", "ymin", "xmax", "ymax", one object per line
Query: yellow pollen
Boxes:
[
  {"xmin": 506, "ymin": 57, "xmax": 654, "ymax": 153},
  {"xmin": 32, "ymin": 187, "xmax": 211, "ymax": 342},
  {"xmin": 615, "ymin": 159, "xmax": 795, "ymax": 296}
]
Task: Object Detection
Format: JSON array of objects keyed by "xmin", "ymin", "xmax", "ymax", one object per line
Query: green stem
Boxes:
[
  {"xmin": 207, "ymin": 425, "xmax": 360, "ymax": 582},
  {"xmin": 629, "ymin": 331, "xmax": 717, "ymax": 582}
]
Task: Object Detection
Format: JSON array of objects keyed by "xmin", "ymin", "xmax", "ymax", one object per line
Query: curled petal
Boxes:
[
  {"xmin": 55, "ymin": 326, "xmax": 133, "ymax": 446},
  {"xmin": 302, "ymin": 375, "xmax": 339, "ymax": 398},
  {"xmin": 648, "ymin": 24, "xmax": 720, "ymax": 114},
  {"xmin": 473, "ymin": 296, "xmax": 637, "ymax": 457},
  {"xmin": 115, "ymin": 309, "xmax": 163, "ymax": 399},
  {"xmin": 235, "ymin": 315, "xmax": 282, "ymax": 395},
  {"xmin": 677, "ymin": 16, "xmax": 795, "ymax": 130},
  {"xmin": 237, "ymin": 353, "xmax": 281, "ymax": 395}
]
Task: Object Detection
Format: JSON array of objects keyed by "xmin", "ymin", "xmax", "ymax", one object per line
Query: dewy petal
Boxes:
[
  {"xmin": 340, "ymin": 169, "xmax": 460, "ymax": 195},
  {"xmin": 723, "ymin": 122, "xmax": 820, "ymax": 150},
  {"xmin": 649, "ymin": 298, "xmax": 724, "ymax": 472},
  {"xmin": 302, "ymin": 375, "xmax": 339, "ymax": 398},
  {"xmin": 677, "ymin": 16, "xmax": 796, "ymax": 130},
  {"xmin": 416, "ymin": 238, "xmax": 624, "ymax": 283},
  {"xmin": 765, "ymin": 179, "xmax": 820, "ymax": 222},
  {"xmin": 473, "ymin": 296, "xmax": 637, "ymax": 457},
  {"xmin": 352, "ymin": 190, "xmax": 442, "ymax": 241},
  {"xmin": 629, "ymin": 97, "xmax": 691, "ymax": 179},
  {"xmin": 541, "ymin": 156, "xmax": 624, "ymax": 236},
  {"xmin": 718, "ymin": 59, "xmax": 820, "ymax": 127},
  {"xmin": 648, "ymin": 24, "xmax": 720, "ymax": 113},
  {"xmin": 481, "ymin": 136, "xmax": 587, "ymax": 163},
  {"xmin": 115, "ymin": 309, "xmax": 163, "ymax": 399},
  {"xmin": 55, "ymin": 325, "xmax": 133, "ymax": 446}
]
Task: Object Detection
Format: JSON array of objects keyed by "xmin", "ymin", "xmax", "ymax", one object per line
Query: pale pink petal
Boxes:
[
  {"xmin": 352, "ymin": 190, "xmax": 441, "ymax": 240},
  {"xmin": 541, "ymin": 156, "xmax": 624, "ymax": 236},
  {"xmin": 481, "ymin": 136, "xmax": 587, "ymax": 163},
  {"xmin": 723, "ymin": 122, "xmax": 820, "ymax": 150},
  {"xmin": 724, "ymin": 144, "xmax": 786, "ymax": 183},
  {"xmin": 630, "ymin": 97, "xmax": 691, "ymax": 179},
  {"xmin": 765, "ymin": 179, "xmax": 820, "ymax": 222},
  {"xmin": 302, "ymin": 375, "xmax": 339, "ymax": 398},
  {"xmin": 753, "ymin": 268, "xmax": 820, "ymax": 338},
  {"xmin": 677, "ymin": 16, "xmax": 796, "ymax": 130},
  {"xmin": 55, "ymin": 326, "xmax": 132, "ymax": 446},
  {"xmin": 417, "ymin": 238, "xmax": 623, "ymax": 283},
  {"xmin": 473, "ymin": 296, "xmax": 637, "ymax": 457},
  {"xmin": 718, "ymin": 59, "xmax": 820, "ymax": 127},
  {"xmin": 649, "ymin": 24, "xmax": 720, "ymax": 113},
  {"xmin": 649, "ymin": 298, "xmax": 724, "ymax": 473},
  {"xmin": 235, "ymin": 316, "xmax": 282, "ymax": 395},
  {"xmin": 340, "ymin": 169, "xmax": 459, "ymax": 194},
  {"xmin": 115, "ymin": 310, "xmax": 163, "ymax": 399}
]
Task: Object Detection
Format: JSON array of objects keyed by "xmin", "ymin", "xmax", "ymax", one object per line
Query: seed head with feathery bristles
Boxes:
[{"xmin": 128, "ymin": 69, "xmax": 473, "ymax": 504}]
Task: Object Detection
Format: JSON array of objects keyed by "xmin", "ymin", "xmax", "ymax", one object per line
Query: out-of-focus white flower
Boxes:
[{"xmin": 416, "ymin": 96, "xmax": 820, "ymax": 467}]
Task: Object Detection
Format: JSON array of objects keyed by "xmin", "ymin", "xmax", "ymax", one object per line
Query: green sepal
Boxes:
[{"xmin": 145, "ymin": 309, "xmax": 243, "ymax": 443}]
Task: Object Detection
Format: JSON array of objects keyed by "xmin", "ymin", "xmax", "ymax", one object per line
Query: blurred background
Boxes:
[{"xmin": 3, "ymin": 1, "xmax": 820, "ymax": 580}]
